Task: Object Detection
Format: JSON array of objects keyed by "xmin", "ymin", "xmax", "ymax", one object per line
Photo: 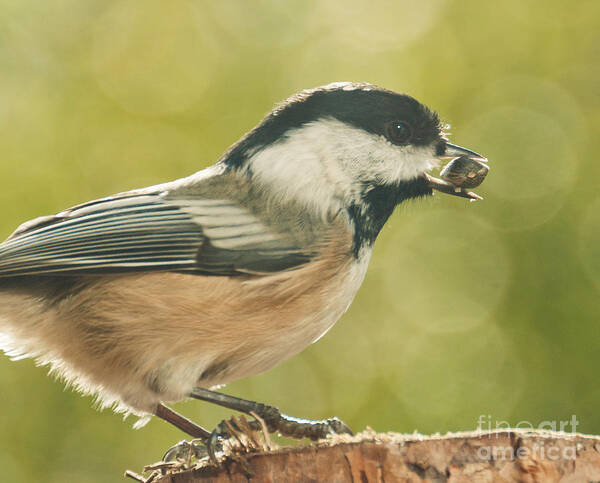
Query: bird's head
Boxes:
[{"xmin": 221, "ymin": 82, "xmax": 487, "ymax": 245}]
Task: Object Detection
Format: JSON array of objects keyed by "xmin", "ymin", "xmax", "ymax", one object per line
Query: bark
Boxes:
[{"xmin": 128, "ymin": 429, "xmax": 600, "ymax": 482}]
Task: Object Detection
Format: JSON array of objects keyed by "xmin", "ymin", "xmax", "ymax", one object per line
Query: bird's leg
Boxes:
[
  {"xmin": 154, "ymin": 403, "xmax": 211, "ymax": 439},
  {"xmin": 189, "ymin": 387, "xmax": 353, "ymax": 441}
]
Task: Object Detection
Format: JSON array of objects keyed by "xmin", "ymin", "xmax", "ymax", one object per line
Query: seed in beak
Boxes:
[{"xmin": 440, "ymin": 155, "xmax": 489, "ymax": 189}]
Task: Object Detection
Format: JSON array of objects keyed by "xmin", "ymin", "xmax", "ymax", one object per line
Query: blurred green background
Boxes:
[{"xmin": 0, "ymin": 0, "xmax": 598, "ymax": 480}]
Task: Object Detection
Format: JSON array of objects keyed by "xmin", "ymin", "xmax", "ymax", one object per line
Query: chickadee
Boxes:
[{"xmin": 0, "ymin": 82, "xmax": 487, "ymax": 447}]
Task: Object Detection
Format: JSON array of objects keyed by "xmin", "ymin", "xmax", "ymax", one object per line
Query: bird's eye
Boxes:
[{"xmin": 385, "ymin": 121, "xmax": 412, "ymax": 145}]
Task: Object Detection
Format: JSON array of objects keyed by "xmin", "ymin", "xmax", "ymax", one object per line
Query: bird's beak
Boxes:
[
  {"xmin": 423, "ymin": 143, "xmax": 489, "ymax": 201},
  {"xmin": 441, "ymin": 143, "xmax": 486, "ymax": 160}
]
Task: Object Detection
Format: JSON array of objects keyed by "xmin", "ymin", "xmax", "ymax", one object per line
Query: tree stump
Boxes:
[{"xmin": 128, "ymin": 429, "xmax": 600, "ymax": 482}]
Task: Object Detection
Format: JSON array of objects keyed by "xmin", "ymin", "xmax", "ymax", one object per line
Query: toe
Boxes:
[
  {"xmin": 163, "ymin": 440, "xmax": 192, "ymax": 462},
  {"xmin": 327, "ymin": 417, "xmax": 354, "ymax": 436}
]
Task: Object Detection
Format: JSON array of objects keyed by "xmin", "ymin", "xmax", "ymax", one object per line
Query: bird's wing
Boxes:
[{"xmin": 0, "ymin": 192, "xmax": 312, "ymax": 277}]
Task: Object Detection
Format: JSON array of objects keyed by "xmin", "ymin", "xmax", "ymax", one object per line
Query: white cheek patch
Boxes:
[
  {"xmin": 246, "ymin": 118, "xmax": 438, "ymax": 215},
  {"xmin": 335, "ymin": 132, "xmax": 439, "ymax": 185},
  {"xmin": 246, "ymin": 120, "xmax": 353, "ymax": 218},
  {"xmin": 373, "ymin": 143, "xmax": 439, "ymax": 184}
]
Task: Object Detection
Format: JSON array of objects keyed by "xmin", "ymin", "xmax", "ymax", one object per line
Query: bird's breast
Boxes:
[{"xmin": 189, "ymin": 227, "xmax": 372, "ymax": 387}]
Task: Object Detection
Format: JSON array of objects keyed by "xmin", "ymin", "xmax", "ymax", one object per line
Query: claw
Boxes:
[
  {"xmin": 162, "ymin": 440, "xmax": 192, "ymax": 462},
  {"xmin": 325, "ymin": 417, "xmax": 354, "ymax": 437},
  {"xmin": 206, "ymin": 429, "xmax": 225, "ymax": 463},
  {"xmin": 162, "ymin": 439, "xmax": 208, "ymax": 463}
]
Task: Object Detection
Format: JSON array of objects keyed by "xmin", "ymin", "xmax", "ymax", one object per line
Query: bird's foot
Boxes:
[
  {"xmin": 164, "ymin": 410, "xmax": 353, "ymax": 465},
  {"xmin": 203, "ymin": 409, "xmax": 353, "ymax": 463},
  {"xmin": 162, "ymin": 414, "xmax": 272, "ymax": 464},
  {"xmin": 160, "ymin": 388, "xmax": 354, "ymax": 464},
  {"xmin": 253, "ymin": 404, "xmax": 353, "ymax": 440},
  {"xmin": 205, "ymin": 413, "xmax": 273, "ymax": 462},
  {"xmin": 162, "ymin": 438, "xmax": 208, "ymax": 464},
  {"xmin": 190, "ymin": 387, "xmax": 353, "ymax": 442}
]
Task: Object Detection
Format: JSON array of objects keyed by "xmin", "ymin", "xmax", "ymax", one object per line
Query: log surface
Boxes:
[{"xmin": 146, "ymin": 429, "xmax": 600, "ymax": 482}]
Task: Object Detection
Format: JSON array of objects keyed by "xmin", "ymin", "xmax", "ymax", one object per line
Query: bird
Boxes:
[{"xmin": 0, "ymin": 82, "xmax": 487, "ymax": 451}]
